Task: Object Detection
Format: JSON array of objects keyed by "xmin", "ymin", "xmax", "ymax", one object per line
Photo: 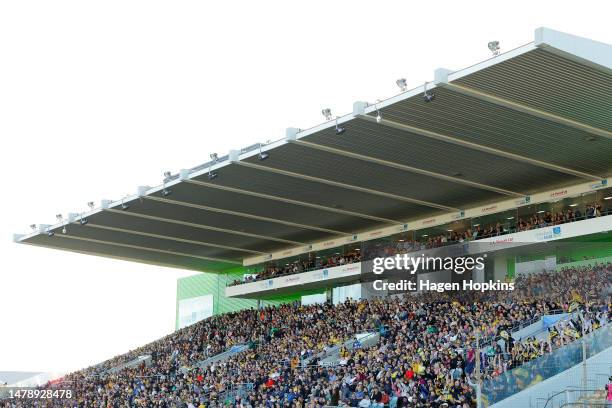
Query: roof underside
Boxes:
[{"xmin": 17, "ymin": 29, "xmax": 612, "ymax": 273}]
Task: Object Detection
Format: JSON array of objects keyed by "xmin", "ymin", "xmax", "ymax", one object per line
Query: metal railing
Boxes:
[
  {"xmin": 540, "ymin": 389, "xmax": 604, "ymax": 408},
  {"xmin": 227, "ymin": 257, "xmax": 361, "ymax": 287},
  {"xmin": 474, "ymin": 309, "xmax": 567, "ymax": 351},
  {"xmin": 301, "ymin": 331, "xmax": 380, "ymax": 367},
  {"xmin": 473, "ymin": 210, "xmax": 612, "ymax": 241},
  {"xmin": 195, "ymin": 343, "xmax": 249, "ymax": 369},
  {"xmin": 483, "ymin": 325, "xmax": 612, "ymax": 406},
  {"xmin": 104, "ymin": 354, "xmax": 152, "ymax": 374},
  {"xmin": 229, "ymin": 210, "xmax": 612, "ymax": 289}
]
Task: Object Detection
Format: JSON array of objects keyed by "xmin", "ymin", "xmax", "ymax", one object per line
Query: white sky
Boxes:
[{"xmin": 0, "ymin": 0, "xmax": 610, "ymax": 374}]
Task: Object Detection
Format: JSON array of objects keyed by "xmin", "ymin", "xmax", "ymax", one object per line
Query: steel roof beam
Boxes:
[
  {"xmin": 104, "ymin": 208, "xmax": 307, "ymax": 246},
  {"xmin": 144, "ymin": 195, "xmax": 350, "ymax": 236},
  {"xmin": 55, "ymin": 231, "xmax": 242, "ymax": 264},
  {"xmin": 183, "ymin": 178, "xmax": 406, "ymax": 225},
  {"xmin": 435, "ymin": 71, "xmax": 612, "ymax": 142},
  {"xmin": 20, "ymin": 241, "xmax": 208, "ymax": 272},
  {"xmin": 356, "ymin": 114, "xmax": 602, "ymax": 181},
  {"xmin": 290, "ymin": 139, "xmax": 524, "ymax": 197},
  {"xmin": 233, "ymin": 160, "xmax": 459, "ymax": 213},
  {"xmin": 84, "ymin": 223, "xmax": 267, "ymax": 255}
]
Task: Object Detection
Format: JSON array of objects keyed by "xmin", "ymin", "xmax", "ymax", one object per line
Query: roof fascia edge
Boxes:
[{"xmin": 534, "ymin": 27, "xmax": 612, "ymax": 74}]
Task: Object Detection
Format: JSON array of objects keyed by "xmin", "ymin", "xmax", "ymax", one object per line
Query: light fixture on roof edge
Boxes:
[
  {"xmin": 80, "ymin": 218, "xmax": 88, "ymax": 225},
  {"xmin": 30, "ymin": 224, "xmax": 37, "ymax": 231},
  {"xmin": 396, "ymin": 78, "xmax": 407, "ymax": 92},
  {"xmin": 335, "ymin": 117, "xmax": 346, "ymax": 135},
  {"xmin": 422, "ymin": 82, "xmax": 435, "ymax": 103},
  {"xmin": 208, "ymin": 153, "xmax": 219, "ymax": 180},
  {"xmin": 47, "ymin": 228, "xmax": 54, "ymax": 237},
  {"xmin": 258, "ymin": 144, "xmax": 269, "ymax": 161},
  {"xmin": 62, "ymin": 226, "xmax": 67, "ymax": 234},
  {"xmin": 121, "ymin": 198, "xmax": 130, "ymax": 210},
  {"xmin": 322, "ymin": 108, "xmax": 333, "ymax": 121},
  {"xmin": 375, "ymin": 101, "xmax": 382, "ymax": 123},
  {"xmin": 161, "ymin": 179, "xmax": 171, "ymax": 197},
  {"xmin": 488, "ymin": 41, "xmax": 500, "ymax": 56},
  {"xmin": 87, "ymin": 201, "xmax": 95, "ymax": 210}
]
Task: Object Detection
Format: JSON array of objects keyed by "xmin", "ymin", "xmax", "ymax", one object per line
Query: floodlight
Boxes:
[
  {"xmin": 87, "ymin": 201, "xmax": 95, "ymax": 209},
  {"xmin": 56, "ymin": 214, "xmax": 63, "ymax": 221},
  {"xmin": 321, "ymin": 108, "xmax": 333, "ymax": 121},
  {"xmin": 374, "ymin": 102, "xmax": 382, "ymax": 123},
  {"xmin": 30, "ymin": 224, "xmax": 37, "ymax": 231},
  {"xmin": 208, "ymin": 153, "xmax": 219, "ymax": 180},
  {"xmin": 80, "ymin": 218, "xmax": 88, "ymax": 225},
  {"xmin": 421, "ymin": 82, "xmax": 435, "ymax": 102},
  {"xmin": 488, "ymin": 41, "xmax": 500, "ymax": 56},
  {"xmin": 423, "ymin": 92, "xmax": 435, "ymax": 102},
  {"xmin": 396, "ymin": 78, "xmax": 407, "ymax": 91},
  {"xmin": 258, "ymin": 144, "xmax": 269, "ymax": 161},
  {"xmin": 423, "ymin": 83, "xmax": 435, "ymax": 102},
  {"xmin": 335, "ymin": 118, "xmax": 346, "ymax": 135},
  {"xmin": 161, "ymin": 188, "xmax": 171, "ymax": 197}
]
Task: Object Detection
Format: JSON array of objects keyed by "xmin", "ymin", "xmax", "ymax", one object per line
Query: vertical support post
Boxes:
[
  {"xmin": 476, "ymin": 331, "xmax": 483, "ymax": 408},
  {"xmin": 582, "ymin": 329, "xmax": 587, "ymax": 393}
]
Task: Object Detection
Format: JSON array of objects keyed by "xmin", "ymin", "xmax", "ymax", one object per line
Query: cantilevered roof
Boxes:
[{"xmin": 15, "ymin": 27, "xmax": 612, "ymax": 273}]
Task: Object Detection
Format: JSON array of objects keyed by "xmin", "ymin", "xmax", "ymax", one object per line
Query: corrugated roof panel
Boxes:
[
  {"xmin": 381, "ymin": 88, "xmax": 612, "ymax": 175},
  {"xmin": 242, "ymin": 142, "xmax": 505, "ymax": 208},
  {"xmin": 454, "ymin": 49, "xmax": 612, "ymax": 133},
  {"xmin": 302, "ymin": 120, "xmax": 582, "ymax": 194}
]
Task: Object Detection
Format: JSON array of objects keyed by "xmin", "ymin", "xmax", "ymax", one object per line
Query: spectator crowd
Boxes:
[
  {"xmin": 473, "ymin": 202, "xmax": 607, "ymax": 240},
  {"xmin": 229, "ymin": 253, "xmax": 361, "ymax": 287},
  {"xmin": 227, "ymin": 202, "xmax": 611, "ymax": 288},
  {"xmin": 3, "ymin": 262, "xmax": 611, "ymax": 408}
]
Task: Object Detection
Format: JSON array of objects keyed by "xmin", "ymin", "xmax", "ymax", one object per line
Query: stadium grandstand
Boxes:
[{"xmin": 7, "ymin": 27, "xmax": 612, "ymax": 407}]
